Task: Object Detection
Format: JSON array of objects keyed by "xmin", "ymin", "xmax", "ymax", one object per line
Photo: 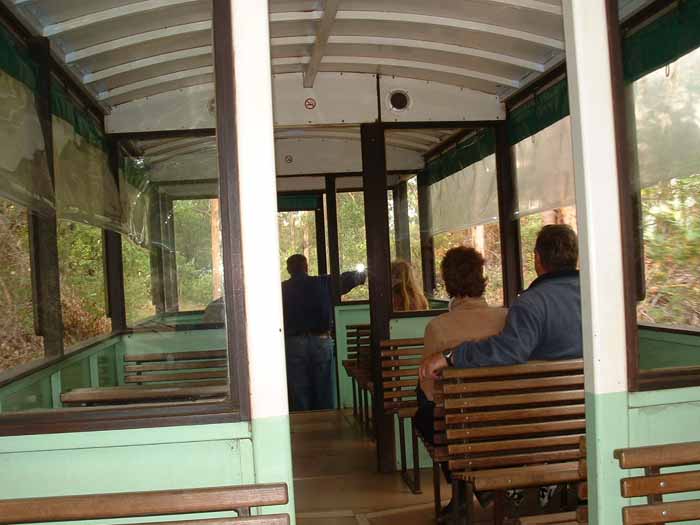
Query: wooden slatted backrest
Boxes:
[
  {"xmin": 615, "ymin": 441, "xmax": 700, "ymax": 525},
  {"xmin": 379, "ymin": 338, "xmax": 424, "ymax": 414},
  {"xmin": 346, "ymin": 324, "xmax": 371, "ymax": 370},
  {"xmin": 124, "ymin": 350, "xmax": 228, "ymax": 385},
  {"xmin": 437, "ymin": 359, "xmax": 585, "ymax": 473},
  {"xmin": 0, "ymin": 484, "xmax": 289, "ymax": 525}
]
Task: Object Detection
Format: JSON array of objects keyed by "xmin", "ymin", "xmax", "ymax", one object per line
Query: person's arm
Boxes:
[{"xmin": 419, "ymin": 298, "xmax": 543, "ymax": 379}]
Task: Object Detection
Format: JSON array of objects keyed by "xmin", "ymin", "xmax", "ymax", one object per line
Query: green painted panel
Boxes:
[
  {"xmin": 0, "ymin": 377, "xmax": 51, "ymax": 413},
  {"xmin": 60, "ymin": 360, "xmax": 91, "ymax": 393},
  {"xmin": 334, "ymin": 304, "xmax": 370, "ymax": 409},
  {"xmin": 0, "ymin": 422, "xmax": 257, "ymax": 524},
  {"xmin": 639, "ymin": 328, "xmax": 700, "ymax": 369},
  {"xmin": 252, "ymin": 415, "xmax": 296, "ymax": 524},
  {"xmin": 389, "ymin": 315, "xmax": 439, "ymax": 340},
  {"xmin": 97, "ymin": 347, "xmax": 118, "ymax": 387},
  {"xmin": 121, "ymin": 329, "xmax": 226, "ymax": 355},
  {"xmin": 585, "ymin": 391, "xmax": 629, "ymax": 525}
]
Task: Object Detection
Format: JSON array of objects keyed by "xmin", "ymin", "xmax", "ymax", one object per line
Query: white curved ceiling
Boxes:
[{"xmin": 7, "ymin": 0, "xmax": 571, "ymax": 110}]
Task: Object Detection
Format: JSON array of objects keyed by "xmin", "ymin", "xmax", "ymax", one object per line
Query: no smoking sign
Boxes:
[{"xmin": 304, "ymin": 97, "xmax": 317, "ymax": 110}]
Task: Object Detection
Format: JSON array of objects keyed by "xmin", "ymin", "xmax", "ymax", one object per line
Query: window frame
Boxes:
[
  {"xmin": 0, "ymin": 2, "xmax": 250, "ymax": 435},
  {"xmin": 617, "ymin": 0, "xmax": 700, "ymax": 391}
]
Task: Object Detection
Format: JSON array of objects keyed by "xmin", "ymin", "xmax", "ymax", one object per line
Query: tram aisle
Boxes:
[{"xmin": 291, "ymin": 410, "xmax": 492, "ymax": 524}]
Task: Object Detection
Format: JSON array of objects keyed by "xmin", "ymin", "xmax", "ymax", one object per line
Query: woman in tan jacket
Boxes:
[{"xmin": 414, "ymin": 246, "xmax": 506, "ymax": 520}]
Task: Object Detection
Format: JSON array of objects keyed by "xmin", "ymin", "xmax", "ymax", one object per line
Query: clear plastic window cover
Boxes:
[
  {"xmin": 513, "ymin": 116, "xmax": 576, "ymax": 219},
  {"xmin": 426, "ymin": 154, "xmax": 499, "ymax": 235},
  {"xmin": 632, "ymin": 49, "xmax": 700, "ymax": 191},
  {"xmin": 53, "ymin": 116, "xmax": 121, "ymax": 230},
  {"xmin": 121, "ymin": 147, "xmax": 220, "ymax": 252},
  {"xmin": 0, "ymin": 70, "xmax": 54, "ymax": 214}
]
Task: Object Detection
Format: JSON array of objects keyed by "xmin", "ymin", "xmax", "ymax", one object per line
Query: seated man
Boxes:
[
  {"xmin": 282, "ymin": 254, "xmax": 365, "ymax": 411},
  {"xmin": 420, "ymin": 224, "xmax": 583, "ymax": 514}
]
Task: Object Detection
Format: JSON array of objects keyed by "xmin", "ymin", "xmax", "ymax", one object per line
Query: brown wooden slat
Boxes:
[
  {"xmin": 125, "ymin": 371, "xmax": 228, "ymax": 383},
  {"xmin": 622, "ymin": 499, "xmax": 700, "ymax": 525},
  {"xmin": 380, "ymin": 349, "xmax": 423, "ymax": 358},
  {"xmin": 615, "ymin": 441, "xmax": 700, "ymax": 469},
  {"xmin": 380, "ymin": 337, "xmax": 424, "ymax": 348},
  {"xmin": 383, "ymin": 390, "xmax": 418, "ymax": 400},
  {"xmin": 61, "ymin": 385, "xmax": 228, "ymax": 404},
  {"xmin": 446, "ymin": 419, "xmax": 586, "ymax": 440},
  {"xmin": 448, "ymin": 434, "xmax": 583, "ymax": 456},
  {"xmin": 443, "ymin": 374, "xmax": 584, "ymax": 395},
  {"xmin": 463, "ymin": 462, "xmax": 581, "ymax": 491},
  {"xmin": 450, "ymin": 449, "xmax": 581, "ymax": 471},
  {"xmin": 382, "ymin": 379, "xmax": 418, "ymax": 389},
  {"xmin": 125, "ymin": 350, "xmax": 227, "ymax": 363},
  {"xmin": 442, "ymin": 359, "xmax": 583, "ymax": 380},
  {"xmin": 134, "ymin": 517, "xmax": 290, "ymax": 525},
  {"xmin": 445, "ymin": 405, "xmax": 585, "ymax": 425},
  {"xmin": 381, "ymin": 369, "xmax": 418, "ymax": 379},
  {"xmin": 518, "ymin": 511, "xmax": 578, "ymax": 524},
  {"xmin": 444, "ymin": 390, "xmax": 584, "ymax": 410},
  {"xmin": 380, "ymin": 358, "xmax": 423, "ymax": 368},
  {"xmin": 125, "ymin": 360, "xmax": 227, "ymax": 373},
  {"xmin": 578, "ymin": 458, "xmax": 587, "ymax": 479},
  {"xmin": 0, "ymin": 484, "xmax": 288, "ymax": 524},
  {"xmin": 576, "ymin": 505, "xmax": 588, "ymax": 524},
  {"xmin": 621, "ymin": 470, "xmax": 700, "ymax": 498}
]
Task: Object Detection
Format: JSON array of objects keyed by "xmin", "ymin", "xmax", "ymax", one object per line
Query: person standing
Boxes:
[{"xmin": 282, "ymin": 254, "xmax": 365, "ymax": 411}]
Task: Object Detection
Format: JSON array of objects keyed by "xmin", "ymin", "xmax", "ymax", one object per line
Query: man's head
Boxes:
[
  {"xmin": 286, "ymin": 254, "xmax": 308, "ymax": 277},
  {"xmin": 534, "ymin": 224, "xmax": 578, "ymax": 276},
  {"xmin": 440, "ymin": 246, "xmax": 487, "ymax": 298}
]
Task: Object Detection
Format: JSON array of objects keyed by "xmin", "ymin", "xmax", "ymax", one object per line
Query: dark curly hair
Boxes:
[
  {"xmin": 440, "ymin": 246, "xmax": 487, "ymax": 298},
  {"xmin": 535, "ymin": 224, "xmax": 578, "ymax": 272}
]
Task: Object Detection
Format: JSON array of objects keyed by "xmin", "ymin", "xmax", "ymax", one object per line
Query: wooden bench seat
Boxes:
[
  {"xmin": 124, "ymin": 350, "xmax": 228, "ymax": 385},
  {"xmin": 0, "ymin": 484, "xmax": 289, "ymax": 525},
  {"xmin": 437, "ymin": 359, "xmax": 586, "ymax": 525},
  {"xmin": 61, "ymin": 384, "xmax": 228, "ymax": 406},
  {"xmin": 343, "ymin": 324, "xmax": 372, "ymax": 431},
  {"xmin": 615, "ymin": 440, "xmax": 700, "ymax": 525},
  {"xmin": 380, "ymin": 338, "xmax": 427, "ymax": 495}
]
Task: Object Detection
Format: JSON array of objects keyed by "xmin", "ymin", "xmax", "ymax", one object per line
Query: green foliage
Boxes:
[{"xmin": 278, "ymin": 210, "xmax": 318, "ymax": 282}]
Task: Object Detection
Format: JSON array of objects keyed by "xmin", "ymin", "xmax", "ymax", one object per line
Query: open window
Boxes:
[{"xmin": 621, "ymin": 2, "xmax": 700, "ymax": 390}]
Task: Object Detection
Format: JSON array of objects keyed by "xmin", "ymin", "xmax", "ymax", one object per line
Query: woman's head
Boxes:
[
  {"xmin": 391, "ymin": 260, "xmax": 428, "ymax": 311},
  {"xmin": 440, "ymin": 246, "xmax": 487, "ymax": 299}
]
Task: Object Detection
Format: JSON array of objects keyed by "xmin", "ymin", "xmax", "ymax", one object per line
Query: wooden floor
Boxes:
[{"xmin": 291, "ymin": 409, "xmax": 493, "ymax": 525}]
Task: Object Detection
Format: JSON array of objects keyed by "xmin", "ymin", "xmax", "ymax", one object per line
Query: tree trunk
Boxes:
[{"xmin": 211, "ymin": 199, "xmax": 223, "ymax": 299}]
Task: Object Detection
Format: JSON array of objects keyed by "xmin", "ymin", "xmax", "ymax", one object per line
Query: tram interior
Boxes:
[{"xmin": 0, "ymin": 1, "xmax": 699, "ymax": 524}]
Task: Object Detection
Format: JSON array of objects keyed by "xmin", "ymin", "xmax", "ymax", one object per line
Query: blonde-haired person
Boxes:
[{"xmin": 391, "ymin": 259, "xmax": 429, "ymax": 311}]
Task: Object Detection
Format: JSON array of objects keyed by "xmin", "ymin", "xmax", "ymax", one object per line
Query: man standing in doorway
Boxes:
[{"xmin": 282, "ymin": 254, "xmax": 365, "ymax": 411}]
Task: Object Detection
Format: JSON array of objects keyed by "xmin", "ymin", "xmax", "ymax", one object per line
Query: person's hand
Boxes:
[{"xmin": 420, "ymin": 352, "xmax": 449, "ymax": 381}]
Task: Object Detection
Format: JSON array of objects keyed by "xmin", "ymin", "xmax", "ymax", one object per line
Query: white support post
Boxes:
[
  {"xmin": 303, "ymin": 0, "xmax": 340, "ymax": 88},
  {"xmin": 229, "ymin": 0, "xmax": 295, "ymax": 518},
  {"xmin": 563, "ymin": 1, "xmax": 630, "ymax": 523}
]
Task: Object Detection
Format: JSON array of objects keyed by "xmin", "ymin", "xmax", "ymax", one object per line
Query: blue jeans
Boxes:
[{"xmin": 285, "ymin": 335, "xmax": 336, "ymax": 411}]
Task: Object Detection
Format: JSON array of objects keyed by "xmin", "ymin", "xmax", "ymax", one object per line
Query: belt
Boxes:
[{"xmin": 290, "ymin": 331, "xmax": 331, "ymax": 338}]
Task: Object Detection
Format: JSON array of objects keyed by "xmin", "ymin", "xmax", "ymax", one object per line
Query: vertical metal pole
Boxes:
[
  {"xmin": 360, "ymin": 123, "xmax": 395, "ymax": 473},
  {"xmin": 325, "ymin": 176, "xmax": 341, "ymax": 303},
  {"xmin": 393, "ymin": 181, "xmax": 411, "ymax": 261},
  {"xmin": 417, "ymin": 181, "xmax": 436, "ymax": 296},
  {"xmin": 104, "ymin": 141, "xmax": 127, "ymax": 331},
  {"xmin": 495, "ymin": 123, "xmax": 523, "ymax": 305},
  {"xmin": 315, "ymin": 205, "xmax": 328, "ymax": 275},
  {"xmin": 28, "ymin": 36, "xmax": 63, "ymax": 356}
]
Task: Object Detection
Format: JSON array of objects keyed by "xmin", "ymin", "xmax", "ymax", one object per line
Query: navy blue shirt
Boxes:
[
  {"xmin": 282, "ymin": 271, "xmax": 365, "ymax": 336},
  {"xmin": 453, "ymin": 270, "xmax": 582, "ymax": 368}
]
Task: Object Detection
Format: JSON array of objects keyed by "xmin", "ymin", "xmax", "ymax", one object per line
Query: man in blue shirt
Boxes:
[
  {"xmin": 282, "ymin": 254, "xmax": 365, "ymax": 411},
  {"xmin": 420, "ymin": 224, "xmax": 582, "ymax": 378}
]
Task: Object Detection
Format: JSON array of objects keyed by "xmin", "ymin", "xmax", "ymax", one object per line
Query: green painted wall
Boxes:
[
  {"xmin": 334, "ymin": 304, "xmax": 370, "ymax": 409},
  {"xmin": 639, "ymin": 328, "xmax": 700, "ymax": 369},
  {"xmin": 0, "ymin": 423, "xmax": 256, "ymax": 520}
]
